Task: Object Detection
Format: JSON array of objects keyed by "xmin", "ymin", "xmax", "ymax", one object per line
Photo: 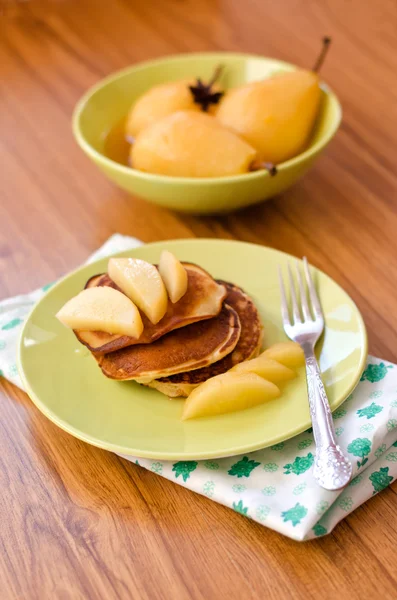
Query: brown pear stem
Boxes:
[
  {"xmin": 264, "ymin": 162, "xmax": 278, "ymax": 176},
  {"xmin": 208, "ymin": 64, "xmax": 224, "ymax": 87},
  {"xmin": 250, "ymin": 160, "xmax": 278, "ymax": 176},
  {"xmin": 312, "ymin": 37, "xmax": 331, "ymax": 73}
]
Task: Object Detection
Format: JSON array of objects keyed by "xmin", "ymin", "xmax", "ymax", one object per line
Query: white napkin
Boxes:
[{"xmin": 1, "ymin": 234, "xmax": 396, "ymax": 541}]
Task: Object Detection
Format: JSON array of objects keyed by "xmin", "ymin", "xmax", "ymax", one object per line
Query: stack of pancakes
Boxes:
[{"xmin": 74, "ymin": 263, "xmax": 263, "ymax": 397}]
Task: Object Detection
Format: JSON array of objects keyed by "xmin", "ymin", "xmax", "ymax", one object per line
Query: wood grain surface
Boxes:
[{"xmin": 1, "ymin": 0, "xmax": 397, "ymax": 598}]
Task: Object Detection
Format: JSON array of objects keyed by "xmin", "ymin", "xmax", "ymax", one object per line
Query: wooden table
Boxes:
[{"xmin": 1, "ymin": 1, "xmax": 397, "ymax": 598}]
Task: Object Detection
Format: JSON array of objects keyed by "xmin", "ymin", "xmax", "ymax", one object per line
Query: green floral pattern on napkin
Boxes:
[
  {"xmin": 1, "ymin": 234, "xmax": 396, "ymax": 541},
  {"xmin": 121, "ymin": 364, "xmax": 397, "ymax": 541}
]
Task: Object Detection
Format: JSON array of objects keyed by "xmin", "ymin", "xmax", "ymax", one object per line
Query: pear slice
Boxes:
[
  {"xmin": 108, "ymin": 258, "xmax": 168, "ymax": 324},
  {"xmin": 56, "ymin": 287, "xmax": 143, "ymax": 338},
  {"xmin": 262, "ymin": 342, "xmax": 305, "ymax": 368},
  {"xmin": 182, "ymin": 372, "xmax": 280, "ymax": 420},
  {"xmin": 158, "ymin": 250, "xmax": 188, "ymax": 304},
  {"xmin": 231, "ymin": 355, "xmax": 295, "ymax": 383}
]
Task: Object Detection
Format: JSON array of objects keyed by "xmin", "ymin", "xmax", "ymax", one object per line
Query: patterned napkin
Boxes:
[{"xmin": 1, "ymin": 234, "xmax": 396, "ymax": 541}]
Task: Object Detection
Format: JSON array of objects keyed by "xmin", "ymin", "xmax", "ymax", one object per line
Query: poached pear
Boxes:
[
  {"xmin": 131, "ymin": 110, "xmax": 257, "ymax": 178},
  {"xmin": 217, "ymin": 71, "xmax": 321, "ymax": 164},
  {"xmin": 56, "ymin": 287, "xmax": 143, "ymax": 338},
  {"xmin": 216, "ymin": 38, "xmax": 331, "ymax": 164},
  {"xmin": 108, "ymin": 257, "xmax": 168, "ymax": 324},
  {"xmin": 126, "ymin": 68, "xmax": 224, "ymax": 138},
  {"xmin": 159, "ymin": 250, "xmax": 188, "ymax": 304},
  {"xmin": 182, "ymin": 372, "xmax": 280, "ymax": 420},
  {"xmin": 126, "ymin": 80, "xmax": 201, "ymax": 138}
]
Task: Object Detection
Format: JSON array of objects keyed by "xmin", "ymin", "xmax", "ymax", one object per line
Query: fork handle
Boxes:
[{"xmin": 303, "ymin": 345, "xmax": 352, "ymax": 490}]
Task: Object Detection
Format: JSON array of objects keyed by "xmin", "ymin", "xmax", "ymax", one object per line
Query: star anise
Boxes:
[{"xmin": 189, "ymin": 65, "xmax": 225, "ymax": 112}]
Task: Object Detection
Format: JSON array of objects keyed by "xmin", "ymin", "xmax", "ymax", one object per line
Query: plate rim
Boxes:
[{"xmin": 17, "ymin": 238, "xmax": 368, "ymax": 459}]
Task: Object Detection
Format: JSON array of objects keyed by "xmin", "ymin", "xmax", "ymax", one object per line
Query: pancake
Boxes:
[
  {"xmin": 75, "ymin": 263, "xmax": 226, "ymax": 355},
  {"xmin": 148, "ymin": 281, "xmax": 263, "ymax": 397},
  {"xmin": 97, "ymin": 303, "xmax": 241, "ymax": 383}
]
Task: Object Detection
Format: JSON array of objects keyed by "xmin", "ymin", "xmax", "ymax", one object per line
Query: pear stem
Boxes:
[
  {"xmin": 312, "ymin": 37, "xmax": 331, "ymax": 73},
  {"xmin": 208, "ymin": 64, "xmax": 224, "ymax": 86},
  {"xmin": 264, "ymin": 162, "xmax": 278, "ymax": 176},
  {"xmin": 250, "ymin": 160, "xmax": 278, "ymax": 176}
]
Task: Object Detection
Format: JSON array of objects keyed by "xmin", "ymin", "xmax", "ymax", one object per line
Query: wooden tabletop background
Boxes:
[{"xmin": 1, "ymin": 0, "xmax": 397, "ymax": 598}]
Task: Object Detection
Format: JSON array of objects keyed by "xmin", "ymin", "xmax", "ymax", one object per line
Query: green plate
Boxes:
[{"xmin": 18, "ymin": 240, "xmax": 367, "ymax": 460}]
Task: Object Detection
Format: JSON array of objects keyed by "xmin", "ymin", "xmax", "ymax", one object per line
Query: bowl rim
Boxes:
[{"xmin": 72, "ymin": 51, "xmax": 342, "ymax": 185}]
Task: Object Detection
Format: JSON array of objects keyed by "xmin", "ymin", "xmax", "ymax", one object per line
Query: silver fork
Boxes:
[{"xmin": 279, "ymin": 258, "xmax": 352, "ymax": 491}]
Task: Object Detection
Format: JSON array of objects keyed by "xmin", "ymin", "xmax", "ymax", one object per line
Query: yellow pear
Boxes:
[
  {"xmin": 131, "ymin": 110, "xmax": 257, "ymax": 178},
  {"xmin": 56, "ymin": 287, "xmax": 143, "ymax": 338},
  {"xmin": 217, "ymin": 71, "xmax": 321, "ymax": 164},
  {"xmin": 231, "ymin": 355, "xmax": 296, "ymax": 383},
  {"xmin": 159, "ymin": 250, "xmax": 188, "ymax": 303},
  {"xmin": 125, "ymin": 67, "xmax": 223, "ymax": 138},
  {"xmin": 126, "ymin": 80, "xmax": 200, "ymax": 138},
  {"xmin": 216, "ymin": 38, "xmax": 331, "ymax": 164},
  {"xmin": 182, "ymin": 372, "xmax": 280, "ymax": 420},
  {"xmin": 108, "ymin": 258, "xmax": 168, "ymax": 324},
  {"xmin": 262, "ymin": 342, "xmax": 305, "ymax": 369}
]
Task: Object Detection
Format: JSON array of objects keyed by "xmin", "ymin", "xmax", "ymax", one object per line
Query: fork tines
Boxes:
[{"xmin": 278, "ymin": 257, "xmax": 324, "ymax": 326}]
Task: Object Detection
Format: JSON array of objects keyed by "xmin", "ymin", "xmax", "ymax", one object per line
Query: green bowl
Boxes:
[{"xmin": 72, "ymin": 52, "xmax": 342, "ymax": 215}]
